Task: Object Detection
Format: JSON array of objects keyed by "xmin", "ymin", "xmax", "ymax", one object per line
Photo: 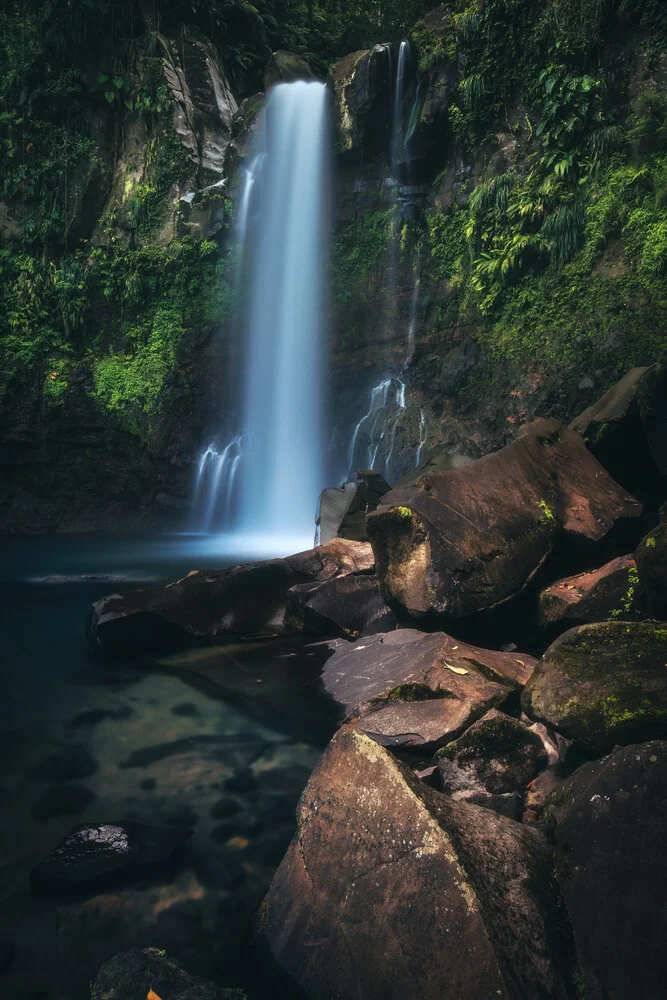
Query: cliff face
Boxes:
[{"xmin": 2, "ymin": 1, "xmax": 667, "ymax": 531}]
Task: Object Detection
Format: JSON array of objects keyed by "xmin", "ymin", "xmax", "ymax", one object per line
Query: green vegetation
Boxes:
[{"xmin": 608, "ymin": 566, "xmax": 640, "ymax": 620}]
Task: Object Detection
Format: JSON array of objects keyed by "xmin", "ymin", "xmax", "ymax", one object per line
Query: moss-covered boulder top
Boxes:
[{"xmin": 522, "ymin": 621, "xmax": 667, "ymax": 754}]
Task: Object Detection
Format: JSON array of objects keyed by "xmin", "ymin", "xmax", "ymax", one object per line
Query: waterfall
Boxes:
[
  {"xmin": 346, "ymin": 377, "xmax": 406, "ymax": 481},
  {"xmin": 391, "ymin": 40, "xmax": 411, "ymax": 181},
  {"xmin": 191, "ymin": 81, "xmax": 330, "ymax": 552}
]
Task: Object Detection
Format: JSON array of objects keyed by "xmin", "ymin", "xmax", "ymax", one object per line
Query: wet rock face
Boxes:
[
  {"xmin": 366, "ymin": 418, "xmax": 641, "ymax": 619},
  {"xmin": 522, "ymin": 621, "xmax": 667, "ymax": 755},
  {"xmin": 635, "ymin": 521, "xmax": 667, "ymax": 618},
  {"xmin": 312, "ymin": 628, "xmax": 536, "ymax": 748},
  {"xmin": 31, "ymin": 821, "xmax": 191, "ymax": 895},
  {"xmin": 546, "ymin": 742, "xmax": 667, "ymax": 1000},
  {"xmin": 316, "ymin": 469, "xmax": 391, "ymax": 545},
  {"xmin": 264, "ymin": 50, "xmax": 316, "ymax": 88},
  {"xmin": 538, "ymin": 554, "xmax": 642, "ymax": 627},
  {"xmin": 569, "ymin": 363, "xmax": 667, "ymax": 507},
  {"xmin": 263, "ymin": 726, "xmax": 574, "ymax": 1000},
  {"xmin": 329, "ymin": 46, "xmax": 391, "ymax": 157},
  {"xmin": 86, "ymin": 538, "xmax": 374, "ymax": 651},
  {"xmin": 91, "ymin": 947, "xmax": 243, "ymax": 1000}
]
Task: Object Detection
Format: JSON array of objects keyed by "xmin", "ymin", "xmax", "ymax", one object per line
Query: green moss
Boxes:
[
  {"xmin": 608, "ymin": 566, "xmax": 640, "ymax": 620},
  {"xmin": 537, "ymin": 498, "xmax": 556, "ymax": 524},
  {"xmin": 396, "ymin": 506, "xmax": 413, "ymax": 519}
]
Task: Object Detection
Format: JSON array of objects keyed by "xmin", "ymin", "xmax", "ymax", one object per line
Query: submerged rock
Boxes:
[
  {"xmin": 522, "ymin": 622, "xmax": 667, "ymax": 755},
  {"xmin": 316, "ymin": 469, "xmax": 391, "ymax": 545},
  {"xmin": 366, "ymin": 418, "xmax": 640, "ymax": 620},
  {"xmin": 31, "ymin": 821, "xmax": 191, "ymax": 895},
  {"xmin": 86, "ymin": 538, "xmax": 374, "ymax": 651},
  {"xmin": 569, "ymin": 363, "xmax": 667, "ymax": 506},
  {"xmin": 546, "ymin": 742, "xmax": 667, "ymax": 1000},
  {"xmin": 313, "ymin": 629, "xmax": 536, "ymax": 748},
  {"xmin": 285, "ymin": 573, "xmax": 396, "ymax": 639},
  {"xmin": 91, "ymin": 947, "xmax": 244, "ymax": 1000},
  {"xmin": 262, "ymin": 726, "xmax": 574, "ymax": 1000},
  {"xmin": 635, "ymin": 520, "xmax": 667, "ymax": 618},
  {"xmin": 435, "ymin": 709, "xmax": 548, "ymax": 806},
  {"xmin": 538, "ymin": 554, "xmax": 642, "ymax": 627}
]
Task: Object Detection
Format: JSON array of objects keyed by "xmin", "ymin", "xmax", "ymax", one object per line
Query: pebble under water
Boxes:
[{"xmin": 0, "ymin": 535, "xmax": 321, "ymax": 999}]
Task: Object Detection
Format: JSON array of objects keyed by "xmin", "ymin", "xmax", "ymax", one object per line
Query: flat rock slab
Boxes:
[
  {"xmin": 522, "ymin": 621, "xmax": 667, "ymax": 754},
  {"xmin": 31, "ymin": 821, "xmax": 192, "ymax": 896},
  {"xmin": 92, "ymin": 947, "xmax": 243, "ymax": 1000},
  {"xmin": 366, "ymin": 418, "xmax": 641, "ymax": 619},
  {"xmin": 263, "ymin": 726, "xmax": 573, "ymax": 1000},
  {"xmin": 285, "ymin": 572, "xmax": 396, "ymax": 639},
  {"xmin": 538, "ymin": 554, "xmax": 641, "ymax": 626},
  {"xmin": 547, "ymin": 742, "xmax": 667, "ymax": 1000},
  {"xmin": 87, "ymin": 538, "xmax": 374, "ymax": 651}
]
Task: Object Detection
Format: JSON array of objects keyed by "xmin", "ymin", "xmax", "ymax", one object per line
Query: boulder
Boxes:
[
  {"xmin": 546, "ymin": 742, "xmax": 667, "ymax": 1000},
  {"xmin": 284, "ymin": 573, "xmax": 396, "ymax": 640},
  {"xmin": 569, "ymin": 363, "xmax": 667, "ymax": 506},
  {"xmin": 522, "ymin": 622, "xmax": 667, "ymax": 755},
  {"xmin": 538, "ymin": 554, "xmax": 642, "ymax": 627},
  {"xmin": 313, "ymin": 628, "xmax": 537, "ymax": 748},
  {"xmin": 366, "ymin": 418, "xmax": 641, "ymax": 619},
  {"xmin": 435, "ymin": 710, "xmax": 548, "ymax": 807},
  {"xmin": 329, "ymin": 46, "xmax": 392, "ymax": 157},
  {"xmin": 262, "ymin": 726, "xmax": 574, "ymax": 1000},
  {"xmin": 86, "ymin": 538, "xmax": 374, "ymax": 651},
  {"xmin": 264, "ymin": 50, "xmax": 316, "ymax": 88},
  {"xmin": 316, "ymin": 469, "xmax": 391, "ymax": 545},
  {"xmin": 91, "ymin": 947, "xmax": 243, "ymax": 1000},
  {"xmin": 31, "ymin": 820, "xmax": 191, "ymax": 896},
  {"xmin": 635, "ymin": 521, "xmax": 667, "ymax": 618}
]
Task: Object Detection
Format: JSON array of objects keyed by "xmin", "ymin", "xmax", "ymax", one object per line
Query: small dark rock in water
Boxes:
[
  {"xmin": 91, "ymin": 947, "xmax": 245, "ymax": 1000},
  {"xmin": 67, "ymin": 705, "xmax": 133, "ymax": 729},
  {"xmin": 140, "ymin": 777, "xmax": 157, "ymax": 791},
  {"xmin": 193, "ymin": 851, "xmax": 246, "ymax": 890},
  {"xmin": 165, "ymin": 805, "xmax": 199, "ymax": 827},
  {"xmin": 171, "ymin": 701, "xmax": 201, "ymax": 717},
  {"xmin": 210, "ymin": 797, "xmax": 241, "ymax": 820},
  {"xmin": 0, "ymin": 935, "xmax": 15, "ymax": 973},
  {"xmin": 27, "ymin": 745, "xmax": 98, "ymax": 782},
  {"xmin": 211, "ymin": 812, "xmax": 261, "ymax": 844},
  {"xmin": 224, "ymin": 769, "xmax": 257, "ymax": 793},
  {"xmin": 31, "ymin": 784, "xmax": 96, "ymax": 822},
  {"xmin": 31, "ymin": 820, "xmax": 192, "ymax": 895}
]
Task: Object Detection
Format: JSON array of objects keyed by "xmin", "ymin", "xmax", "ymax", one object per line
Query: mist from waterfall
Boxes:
[{"xmin": 191, "ymin": 81, "xmax": 330, "ymax": 555}]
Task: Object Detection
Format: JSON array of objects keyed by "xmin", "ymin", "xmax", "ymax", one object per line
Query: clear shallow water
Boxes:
[{"xmin": 0, "ymin": 535, "xmax": 320, "ymax": 999}]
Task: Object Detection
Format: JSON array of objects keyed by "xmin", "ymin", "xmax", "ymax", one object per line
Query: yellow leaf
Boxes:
[
  {"xmin": 148, "ymin": 990, "xmax": 162, "ymax": 1000},
  {"xmin": 443, "ymin": 662, "xmax": 468, "ymax": 675},
  {"xmin": 451, "ymin": 645, "xmax": 459, "ymax": 650}
]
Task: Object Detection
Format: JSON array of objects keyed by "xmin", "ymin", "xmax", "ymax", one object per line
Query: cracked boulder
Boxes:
[
  {"xmin": 316, "ymin": 469, "xmax": 391, "ymax": 545},
  {"xmin": 86, "ymin": 538, "xmax": 374, "ymax": 652},
  {"xmin": 262, "ymin": 726, "xmax": 574, "ymax": 1000},
  {"xmin": 92, "ymin": 947, "xmax": 243, "ymax": 1000},
  {"xmin": 522, "ymin": 622, "xmax": 667, "ymax": 755},
  {"xmin": 635, "ymin": 520, "xmax": 667, "ymax": 618},
  {"xmin": 284, "ymin": 573, "xmax": 396, "ymax": 640},
  {"xmin": 434, "ymin": 709, "xmax": 548, "ymax": 818},
  {"xmin": 366, "ymin": 418, "xmax": 641, "ymax": 620},
  {"xmin": 538, "ymin": 554, "xmax": 642, "ymax": 627},
  {"xmin": 311, "ymin": 629, "xmax": 536, "ymax": 749},
  {"xmin": 545, "ymin": 741, "xmax": 667, "ymax": 1000}
]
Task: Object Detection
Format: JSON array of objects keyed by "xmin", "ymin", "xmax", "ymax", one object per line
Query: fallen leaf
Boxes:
[
  {"xmin": 148, "ymin": 990, "xmax": 163, "ymax": 1000},
  {"xmin": 443, "ymin": 663, "xmax": 468, "ymax": 675}
]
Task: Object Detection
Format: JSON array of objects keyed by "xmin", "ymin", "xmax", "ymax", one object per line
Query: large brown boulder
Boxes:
[
  {"xmin": 546, "ymin": 742, "xmax": 667, "ymax": 1000},
  {"xmin": 312, "ymin": 628, "xmax": 536, "ymax": 748},
  {"xmin": 522, "ymin": 621, "xmax": 667, "ymax": 755},
  {"xmin": 538, "ymin": 554, "xmax": 642, "ymax": 627},
  {"xmin": 262, "ymin": 726, "xmax": 574, "ymax": 1000},
  {"xmin": 86, "ymin": 539, "xmax": 374, "ymax": 651},
  {"xmin": 635, "ymin": 520, "xmax": 667, "ymax": 618},
  {"xmin": 284, "ymin": 573, "xmax": 396, "ymax": 640},
  {"xmin": 264, "ymin": 50, "xmax": 316, "ymax": 88},
  {"xmin": 366, "ymin": 418, "xmax": 641, "ymax": 619},
  {"xmin": 569, "ymin": 363, "xmax": 667, "ymax": 506}
]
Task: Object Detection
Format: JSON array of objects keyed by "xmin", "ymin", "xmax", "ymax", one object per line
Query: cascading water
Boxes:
[{"xmin": 191, "ymin": 81, "xmax": 330, "ymax": 554}]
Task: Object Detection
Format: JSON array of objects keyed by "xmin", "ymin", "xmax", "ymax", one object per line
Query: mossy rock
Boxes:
[
  {"xmin": 635, "ymin": 521, "xmax": 667, "ymax": 619},
  {"xmin": 522, "ymin": 622, "xmax": 667, "ymax": 755}
]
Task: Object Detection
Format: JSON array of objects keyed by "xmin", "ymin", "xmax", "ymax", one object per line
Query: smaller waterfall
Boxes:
[
  {"xmin": 346, "ymin": 377, "xmax": 406, "ymax": 480},
  {"xmin": 191, "ymin": 437, "xmax": 243, "ymax": 533},
  {"xmin": 415, "ymin": 409, "xmax": 428, "ymax": 466}
]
